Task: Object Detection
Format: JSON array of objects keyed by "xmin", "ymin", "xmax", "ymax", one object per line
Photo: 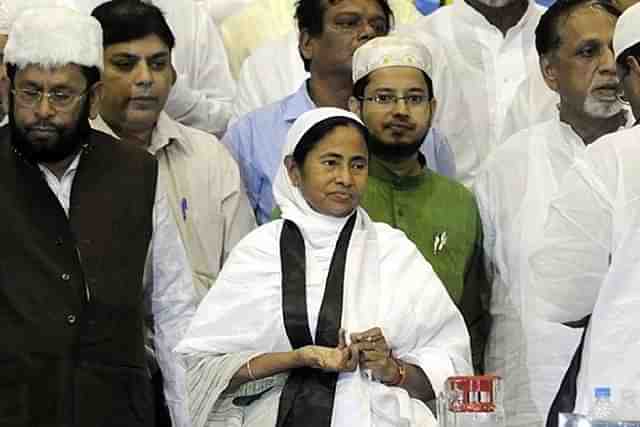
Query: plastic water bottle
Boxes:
[{"xmin": 589, "ymin": 387, "xmax": 616, "ymax": 426}]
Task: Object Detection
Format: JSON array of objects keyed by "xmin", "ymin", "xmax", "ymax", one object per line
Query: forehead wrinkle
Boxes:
[{"xmin": 555, "ymin": 3, "xmax": 616, "ymax": 49}]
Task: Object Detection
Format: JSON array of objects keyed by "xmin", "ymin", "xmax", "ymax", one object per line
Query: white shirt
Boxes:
[
  {"xmin": 501, "ymin": 62, "xmax": 560, "ymax": 143},
  {"xmin": 93, "ymin": 113, "xmax": 256, "ymax": 302},
  {"xmin": 408, "ymin": 0, "xmax": 544, "ymax": 186},
  {"xmin": 473, "ymin": 117, "xmax": 585, "ymax": 427},
  {"xmin": 530, "ymin": 125, "xmax": 640, "ymax": 418},
  {"xmin": 193, "ymin": 0, "xmax": 257, "ymax": 23},
  {"xmin": 154, "ymin": 0, "xmax": 236, "ymax": 137},
  {"xmin": 39, "ymin": 152, "xmax": 197, "ymax": 427}
]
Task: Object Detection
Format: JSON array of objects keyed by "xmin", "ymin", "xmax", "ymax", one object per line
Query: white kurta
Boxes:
[
  {"xmin": 408, "ymin": 0, "xmax": 544, "ymax": 186},
  {"xmin": 530, "ymin": 125, "xmax": 640, "ymax": 418},
  {"xmin": 92, "ymin": 113, "xmax": 256, "ymax": 302},
  {"xmin": 473, "ymin": 118, "xmax": 586, "ymax": 427}
]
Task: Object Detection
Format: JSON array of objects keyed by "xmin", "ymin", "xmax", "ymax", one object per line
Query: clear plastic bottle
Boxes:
[{"xmin": 589, "ymin": 387, "xmax": 616, "ymax": 426}]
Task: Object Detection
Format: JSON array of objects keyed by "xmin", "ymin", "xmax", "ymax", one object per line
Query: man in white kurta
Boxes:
[
  {"xmin": 91, "ymin": 0, "xmax": 256, "ymax": 301},
  {"xmin": 529, "ymin": 3, "xmax": 640, "ymax": 418},
  {"xmin": 473, "ymin": 1, "xmax": 628, "ymax": 425},
  {"xmin": 408, "ymin": 0, "xmax": 544, "ymax": 186}
]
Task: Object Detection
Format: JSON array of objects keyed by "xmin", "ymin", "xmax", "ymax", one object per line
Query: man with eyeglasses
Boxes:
[
  {"xmin": 473, "ymin": 1, "xmax": 632, "ymax": 425},
  {"xmin": 348, "ymin": 35, "xmax": 490, "ymax": 374},
  {"xmin": 0, "ymin": 6, "xmax": 196, "ymax": 427}
]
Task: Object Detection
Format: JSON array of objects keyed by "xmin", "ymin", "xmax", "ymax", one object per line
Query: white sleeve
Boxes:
[
  {"xmin": 529, "ymin": 147, "xmax": 616, "ymax": 323},
  {"xmin": 164, "ymin": 7, "xmax": 235, "ymax": 138},
  {"xmin": 146, "ymin": 180, "xmax": 198, "ymax": 427}
]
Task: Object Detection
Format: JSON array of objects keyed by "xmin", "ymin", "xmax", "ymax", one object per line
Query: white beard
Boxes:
[{"xmin": 583, "ymin": 94, "xmax": 624, "ymax": 119}]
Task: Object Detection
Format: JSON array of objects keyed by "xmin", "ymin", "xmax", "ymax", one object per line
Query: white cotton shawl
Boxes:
[{"xmin": 176, "ymin": 108, "xmax": 472, "ymax": 427}]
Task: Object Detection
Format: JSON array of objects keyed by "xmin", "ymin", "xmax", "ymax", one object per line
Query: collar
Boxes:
[
  {"xmin": 558, "ymin": 107, "xmax": 633, "ymax": 148},
  {"xmin": 91, "ymin": 112, "xmax": 191, "ymax": 156},
  {"xmin": 283, "ymin": 80, "xmax": 316, "ymax": 124},
  {"xmin": 454, "ymin": 0, "xmax": 537, "ymax": 34},
  {"xmin": 368, "ymin": 153, "xmax": 428, "ymax": 190},
  {"xmin": 37, "ymin": 150, "xmax": 82, "ymax": 183}
]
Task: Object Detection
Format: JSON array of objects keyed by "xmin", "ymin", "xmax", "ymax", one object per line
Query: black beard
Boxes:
[
  {"xmin": 366, "ymin": 131, "xmax": 425, "ymax": 161},
  {"xmin": 9, "ymin": 93, "xmax": 92, "ymax": 164}
]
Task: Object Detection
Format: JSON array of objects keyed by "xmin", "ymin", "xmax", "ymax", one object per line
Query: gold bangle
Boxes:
[
  {"xmin": 385, "ymin": 358, "xmax": 407, "ymax": 386},
  {"xmin": 246, "ymin": 358, "xmax": 256, "ymax": 381}
]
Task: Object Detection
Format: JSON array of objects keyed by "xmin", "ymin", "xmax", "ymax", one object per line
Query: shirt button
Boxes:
[
  {"xmin": 66, "ymin": 314, "xmax": 76, "ymax": 325},
  {"xmin": 397, "ymin": 209, "xmax": 403, "ymax": 217},
  {"xmin": 61, "ymin": 273, "xmax": 71, "ymax": 281},
  {"xmin": 55, "ymin": 238, "xmax": 63, "ymax": 246}
]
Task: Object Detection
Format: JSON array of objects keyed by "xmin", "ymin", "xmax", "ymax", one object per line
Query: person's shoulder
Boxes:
[
  {"xmin": 488, "ymin": 119, "xmax": 555, "ymax": 167},
  {"xmin": 587, "ymin": 125, "xmax": 640, "ymax": 163},
  {"xmin": 226, "ymin": 219, "xmax": 284, "ymax": 263},
  {"xmin": 426, "ymin": 171, "xmax": 478, "ymax": 207},
  {"xmin": 89, "ymin": 129, "xmax": 154, "ymax": 162},
  {"xmin": 227, "ymin": 93, "xmax": 294, "ymax": 135}
]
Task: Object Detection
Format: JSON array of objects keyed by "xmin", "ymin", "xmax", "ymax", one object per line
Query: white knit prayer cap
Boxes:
[
  {"xmin": 614, "ymin": 2, "xmax": 640, "ymax": 60},
  {"xmin": 4, "ymin": 5, "xmax": 103, "ymax": 70},
  {"xmin": 352, "ymin": 34, "xmax": 433, "ymax": 84}
]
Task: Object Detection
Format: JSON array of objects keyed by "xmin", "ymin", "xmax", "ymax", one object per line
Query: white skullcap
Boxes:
[
  {"xmin": 0, "ymin": 0, "xmax": 83, "ymax": 35},
  {"xmin": 4, "ymin": 5, "xmax": 103, "ymax": 70},
  {"xmin": 614, "ymin": 2, "xmax": 640, "ymax": 60},
  {"xmin": 352, "ymin": 34, "xmax": 433, "ymax": 84}
]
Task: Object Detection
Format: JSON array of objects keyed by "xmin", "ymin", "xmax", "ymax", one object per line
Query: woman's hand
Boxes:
[
  {"xmin": 297, "ymin": 329, "xmax": 359, "ymax": 372},
  {"xmin": 350, "ymin": 327, "xmax": 398, "ymax": 383}
]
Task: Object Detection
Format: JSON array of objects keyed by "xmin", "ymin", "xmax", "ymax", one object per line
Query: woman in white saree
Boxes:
[{"xmin": 175, "ymin": 108, "xmax": 472, "ymax": 427}]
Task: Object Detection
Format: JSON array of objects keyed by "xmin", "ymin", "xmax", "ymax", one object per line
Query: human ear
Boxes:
[
  {"xmin": 88, "ymin": 81, "xmax": 104, "ymax": 120},
  {"xmin": 285, "ymin": 155, "xmax": 302, "ymax": 187},
  {"xmin": 348, "ymin": 96, "xmax": 362, "ymax": 117},
  {"xmin": 540, "ymin": 54, "xmax": 559, "ymax": 93}
]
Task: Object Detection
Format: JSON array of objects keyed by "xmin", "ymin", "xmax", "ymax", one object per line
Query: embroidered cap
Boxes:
[
  {"xmin": 4, "ymin": 4, "xmax": 103, "ymax": 70},
  {"xmin": 614, "ymin": 2, "xmax": 640, "ymax": 60},
  {"xmin": 352, "ymin": 34, "xmax": 433, "ymax": 84}
]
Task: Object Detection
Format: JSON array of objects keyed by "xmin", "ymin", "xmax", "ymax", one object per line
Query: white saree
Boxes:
[{"xmin": 175, "ymin": 108, "xmax": 472, "ymax": 427}]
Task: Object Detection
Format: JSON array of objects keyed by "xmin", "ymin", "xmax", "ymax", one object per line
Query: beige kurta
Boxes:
[{"xmin": 93, "ymin": 113, "xmax": 256, "ymax": 301}]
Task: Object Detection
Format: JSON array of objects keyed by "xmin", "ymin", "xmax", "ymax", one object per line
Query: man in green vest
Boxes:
[{"xmin": 349, "ymin": 34, "xmax": 490, "ymax": 372}]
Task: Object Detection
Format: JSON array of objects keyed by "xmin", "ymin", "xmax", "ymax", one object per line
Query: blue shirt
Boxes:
[{"xmin": 223, "ymin": 81, "xmax": 457, "ymax": 224}]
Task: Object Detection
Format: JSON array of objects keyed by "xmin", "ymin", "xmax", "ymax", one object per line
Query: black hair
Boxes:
[
  {"xmin": 352, "ymin": 69, "xmax": 434, "ymax": 101},
  {"xmin": 616, "ymin": 43, "xmax": 640, "ymax": 77},
  {"xmin": 294, "ymin": 0, "xmax": 394, "ymax": 71},
  {"xmin": 6, "ymin": 63, "xmax": 101, "ymax": 89},
  {"xmin": 91, "ymin": 0, "xmax": 175, "ymax": 49},
  {"xmin": 293, "ymin": 116, "xmax": 369, "ymax": 165},
  {"xmin": 535, "ymin": 0, "xmax": 621, "ymax": 57}
]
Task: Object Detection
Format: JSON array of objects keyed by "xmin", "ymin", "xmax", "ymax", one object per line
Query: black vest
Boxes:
[{"xmin": 0, "ymin": 127, "xmax": 158, "ymax": 427}]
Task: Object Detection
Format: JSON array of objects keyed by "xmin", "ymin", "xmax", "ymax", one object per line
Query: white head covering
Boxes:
[
  {"xmin": 352, "ymin": 34, "xmax": 433, "ymax": 84},
  {"xmin": 614, "ymin": 2, "xmax": 640, "ymax": 60},
  {"xmin": 4, "ymin": 5, "xmax": 103, "ymax": 70},
  {"xmin": 273, "ymin": 107, "xmax": 366, "ymax": 236}
]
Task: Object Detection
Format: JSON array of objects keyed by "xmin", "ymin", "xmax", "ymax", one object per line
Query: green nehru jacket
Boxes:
[{"xmin": 361, "ymin": 155, "xmax": 490, "ymax": 372}]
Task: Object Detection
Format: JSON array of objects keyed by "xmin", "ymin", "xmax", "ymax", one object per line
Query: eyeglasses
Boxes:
[
  {"xmin": 361, "ymin": 94, "xmax": 430, "ymax": 107},
  {"xmin": 12, "ymin": 87, "xmax": 89, "ymax": 111}
]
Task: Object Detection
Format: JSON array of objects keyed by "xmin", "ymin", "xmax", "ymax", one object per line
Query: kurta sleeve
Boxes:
[
  {"xmin": 530, "ymin": 146, "xmax": 616, "ymax": 324},
  {"xmin": 458, "ymin": 213, "xmax": 491, "ymax": 374},
  {"xmin": 145, "ymin": 180, "xmax": 198, "ymax": 427},
  {"xmin": 164, "ymin": 7, "xmax": 235, "ymax": 138}
]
